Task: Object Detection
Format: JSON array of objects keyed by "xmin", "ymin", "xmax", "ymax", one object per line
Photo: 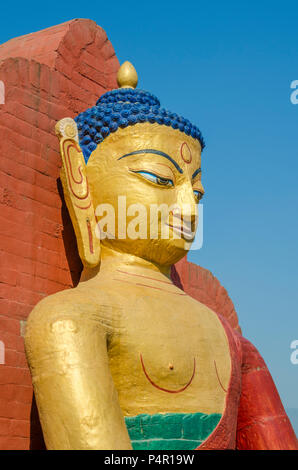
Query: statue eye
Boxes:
[
  {"xmin": 193, "ymin": 190, "xmax": 204, "ymax": 202},
  {"xmin": 132, "ymin": 170, "xmax": 174, "ymax": 187}
]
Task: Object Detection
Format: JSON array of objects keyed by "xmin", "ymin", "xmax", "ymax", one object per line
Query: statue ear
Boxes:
[{"xmin": 55, "ymin": 118, "xmax": 100, "ymax": 268}]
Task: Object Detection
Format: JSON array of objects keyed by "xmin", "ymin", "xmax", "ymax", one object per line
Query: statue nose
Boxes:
[
  {"xmin": 175, "ymin": 184, "xmax": 198, "ymax": 219},
  {"xmin": 168, "ymin": 185, "xmax": 198, "ymax": 234}
]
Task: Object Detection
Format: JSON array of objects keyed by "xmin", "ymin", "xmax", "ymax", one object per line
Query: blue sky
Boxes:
[{"xmin": 0, "ymin": 0, "xmax": 297, "ymax": 426}]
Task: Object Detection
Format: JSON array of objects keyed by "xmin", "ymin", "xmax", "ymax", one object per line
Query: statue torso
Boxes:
[{"xmin": 77, "ymin": 267, "xmax": 236, "ymax": 449}]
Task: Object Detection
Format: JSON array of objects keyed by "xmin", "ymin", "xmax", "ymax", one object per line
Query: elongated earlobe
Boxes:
[{"xmin": 55, "ymin": 118, "xmax": 100, "ymax": 268}]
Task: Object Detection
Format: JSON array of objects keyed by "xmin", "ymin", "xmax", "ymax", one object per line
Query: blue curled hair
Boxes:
[{"xmin": 74, "ymin": 88, "xmax": 205, "ymax": 163}]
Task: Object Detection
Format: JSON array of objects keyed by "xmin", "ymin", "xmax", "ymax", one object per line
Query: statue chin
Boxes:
[{"xmin": 101, "ymin": 236, "xmax": 190, "ymax": 268}]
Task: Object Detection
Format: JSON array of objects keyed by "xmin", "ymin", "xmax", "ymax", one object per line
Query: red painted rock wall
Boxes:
[
  {"xmin": 0, "ymin": 19, "xmax": 119, "ymax": 450},
  {"xmin": 0, "ymin": 19, "xmax": 240, "ymax": 450}
]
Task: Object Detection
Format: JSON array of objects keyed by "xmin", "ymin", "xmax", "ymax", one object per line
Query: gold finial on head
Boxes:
[{"xmin": 117, "ymin": 61, "xmax": 138, "ymax": 89}]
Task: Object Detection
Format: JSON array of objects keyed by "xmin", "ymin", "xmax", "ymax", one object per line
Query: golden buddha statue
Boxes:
[{"xmin": 24, "ymin": 63, "xmax": 298, "ymax": 450}]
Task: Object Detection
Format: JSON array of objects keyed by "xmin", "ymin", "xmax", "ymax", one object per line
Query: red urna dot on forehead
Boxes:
[{"xmin": 180, "ymin": 142, "xmax": 192, "ymax": 164}]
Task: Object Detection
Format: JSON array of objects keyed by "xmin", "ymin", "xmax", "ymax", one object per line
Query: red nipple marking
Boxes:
[
  {"xmin": 214, "ymin": 360, "xmax": 227, "ymax": 393},
  {"xmin": 140, "ymin": 354, "xmax": 196, "ymax": 394}
]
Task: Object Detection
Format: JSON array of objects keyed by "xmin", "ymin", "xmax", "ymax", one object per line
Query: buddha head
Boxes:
[{"xmin": 56, "ymin": 62, "xmax": 205, "ymax": 269}]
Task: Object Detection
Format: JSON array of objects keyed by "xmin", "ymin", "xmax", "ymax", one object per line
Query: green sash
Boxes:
[{"xmin": 125, "ymin": 412, "xmax": 222, "ymax": 450}]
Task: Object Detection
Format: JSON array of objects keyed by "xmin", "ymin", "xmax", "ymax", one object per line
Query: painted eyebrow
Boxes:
[
  {"xmin": 192, "ymin": 168, "xmax": 202, "ymax": 179},
  {"xmin": 118, "ymin": 149, "xmax": 183, "ymax": 174}
]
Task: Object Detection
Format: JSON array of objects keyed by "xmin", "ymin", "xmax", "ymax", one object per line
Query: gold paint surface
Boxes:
[
  {"xmin": 55, "ymin": 118, "xmax": 100, "ymax": 268},
  {"xmin": 87, "ymin": 123, "xmax": 204, "ymax": 267},
  {"xmin": 25, "ymin": 121, "xmax": 231, "ymax": 450},
  {"xmin": 117, "ymin": 61, "xmax": 138, "ymax": 89}
]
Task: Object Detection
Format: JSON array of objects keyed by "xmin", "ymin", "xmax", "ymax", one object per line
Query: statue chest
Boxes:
[{"xmin": 107, "ymin": 293, "xmax": 233, "ymax": 418}]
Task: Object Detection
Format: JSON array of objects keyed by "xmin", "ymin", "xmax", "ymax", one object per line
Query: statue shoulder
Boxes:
[
  {"xmin": 26, "ymin": 288, "xmax": 91, "ymax": 325},
  {"xmin": 25, "ymin": 287, "xmax": 108, "ymax": 352}
]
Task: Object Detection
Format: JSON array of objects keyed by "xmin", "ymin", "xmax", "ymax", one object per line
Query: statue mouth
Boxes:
[{"xmin": 166, "ymin": 223, "xmax": 196, "ymax": 242}]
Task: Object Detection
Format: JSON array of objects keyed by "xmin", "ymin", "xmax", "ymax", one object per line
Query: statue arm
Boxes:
[
  {"xmin": 25, "ymin": 295, "xmax": 132, "ymax": 450},
  {"xmin": 236, "ymin": 336, "xmax": 298, "ymax": 450}
]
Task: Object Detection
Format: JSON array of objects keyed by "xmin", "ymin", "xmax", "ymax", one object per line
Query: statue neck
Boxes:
[{"xmin": 80, "ymin": 245, "xmax": 172, "ymax": 284}]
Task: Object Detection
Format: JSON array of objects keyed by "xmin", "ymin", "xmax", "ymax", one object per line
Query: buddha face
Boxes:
[{"xmin": 86, "ymin": 122, "xmax": 204, "ymax": 266}]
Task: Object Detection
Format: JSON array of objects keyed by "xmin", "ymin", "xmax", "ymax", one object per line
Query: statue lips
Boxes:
[
  {"xmin": 166, "ymin": 223, "xmax": 196, "ymax": 242},
  {"xmin": 140, "ymin": 354, "xmax": 196, "ymax": 394}
]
